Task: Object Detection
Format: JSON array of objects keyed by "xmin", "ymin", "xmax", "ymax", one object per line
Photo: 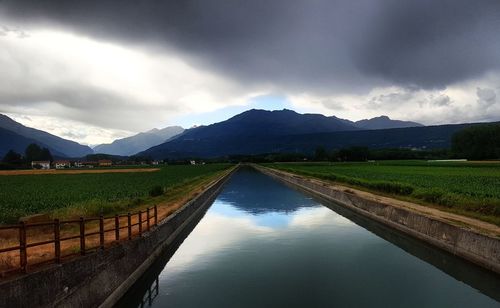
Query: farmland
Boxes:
[
  {"xmin": 266, "ymin": 161, "xmax": 500, "ymax": 225},
  {"xmin": 0, "ymin": 164, "xmax": 231, "ymax": 223}
]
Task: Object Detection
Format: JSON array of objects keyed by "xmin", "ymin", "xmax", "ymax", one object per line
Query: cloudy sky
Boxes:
[{"xmin": 1, "ymin": 0, "xmax": 499, "ymax": 145}]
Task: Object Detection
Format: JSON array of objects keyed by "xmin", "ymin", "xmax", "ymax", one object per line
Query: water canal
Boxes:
[{"xmin": 118, "ymin": 168, "xmax": 500, "ymax": 307}]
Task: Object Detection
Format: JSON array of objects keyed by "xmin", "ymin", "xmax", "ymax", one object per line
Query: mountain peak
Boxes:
[
  {"xmin": 354, "ymin": 115, "xmax": 423, "ymax": 130},
  {"xmin": 0, "ymin": 113, "xmax": 93, "ymax": 158},
  {"xmin": 93, "ymin": 125, "xmax": 184, "ymax": 156}
]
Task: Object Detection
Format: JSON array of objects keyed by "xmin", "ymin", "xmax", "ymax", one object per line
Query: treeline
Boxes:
[
  {"xmin": 1, "ymin": 144, "xmax": 54, "ymax": 169},
  {"xmin": 452, "ymin": 123, "xmax": 500, "ymax": 160},
  {"xmin": 223, "ymin": 147, "xmax": 451, "ymax": 163},
  {"xmin": 230, "ymin": 123, "xmax": 500, "ymax": 162}
]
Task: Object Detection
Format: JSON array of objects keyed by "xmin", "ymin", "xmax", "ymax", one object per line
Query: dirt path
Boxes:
[{"xmin": 0, "ymin": 168, "xmax": 160, "ymax": 176}]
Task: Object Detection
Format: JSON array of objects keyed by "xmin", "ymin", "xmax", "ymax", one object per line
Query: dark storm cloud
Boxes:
[
  {"xmin": 353, "ymin": 0, "xmax": 500, "ymax": 88},
  {"xmin": 1, "ymin": 0, "xmax": 500, "ymax": 92}
]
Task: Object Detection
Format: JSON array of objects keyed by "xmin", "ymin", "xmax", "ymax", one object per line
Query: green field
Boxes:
[
  {"xmin": 266, "ymin": 161, "xmax": 500, "ymax": 225},
  {"xmin": 0, "ymin": 164, "xmax": 231, "ymax": 223}
]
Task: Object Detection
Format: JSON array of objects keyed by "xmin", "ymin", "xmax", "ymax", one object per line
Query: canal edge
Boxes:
[
  {"xmin": 0, "ymin": 165, "xmax": 239, "ymax": 308},
  {"xmin": 99, "ymin": 165, "xmax": 238, "ymax": 308},
  {"xmin": 252, "ymin": 164, "xmax": 500, "ymax": 275}
]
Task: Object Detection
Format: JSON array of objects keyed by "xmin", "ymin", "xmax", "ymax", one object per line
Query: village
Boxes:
[{"xmin": 30, "ymin": 159, "xmax": 199, "ymax": 169}]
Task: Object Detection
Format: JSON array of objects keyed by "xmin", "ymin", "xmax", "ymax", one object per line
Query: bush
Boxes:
[
  {"xmin": 369, "ymin": 181, "xmax": 414, "ymax": 195},
  {"xmin": 149, "ymin": 185, "xmax": 164, "ymax": 197},
  {"xmin": 414, "ymin": 189, "xmax": 446, "ymax": 204}
]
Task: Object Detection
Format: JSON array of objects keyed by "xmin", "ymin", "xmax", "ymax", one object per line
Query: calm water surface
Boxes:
[{"xmin": 119, "ymin": 168, "xmax": 500, "ymax": 307}]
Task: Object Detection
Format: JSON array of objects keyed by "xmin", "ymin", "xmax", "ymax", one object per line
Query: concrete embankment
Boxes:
[
  {"xmin": 0, "ymin": 167, "xmax": 237, "ymax": 308},
  {"xmin": 254, "ymin": 165, "xmax": 500, "ymax": 275}
]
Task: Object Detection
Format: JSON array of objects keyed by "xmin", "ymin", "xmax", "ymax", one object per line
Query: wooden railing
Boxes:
[{"xmin": 0, "ymin": 205, "xmax": 158, "ymax": 276}]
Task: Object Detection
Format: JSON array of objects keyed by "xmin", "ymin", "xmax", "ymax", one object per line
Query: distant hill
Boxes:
[
  {"xmin": 94, "ymin": 126, "xmax": 184, "ymax": 156},
  {"xmin": 137, "ymin": 109, "xmax": 433, "ymax": 159},
  {"xmin": 140, "ymin": 122, "xmax": 485, "ymax": 159},
  {"xmin": 0, "ymin": 127, "xmax": 67, "ymax": 158},
  {"xmin": 0, "ymin": 114, "xmax": 93, "ymax": 158},
  {"xmin": 354, "ymin": 116, "xmax": 423, "ymax": 130},
  {"xmin": 216, "ymin": 109, "xmax": 359, "ymax": 136}
]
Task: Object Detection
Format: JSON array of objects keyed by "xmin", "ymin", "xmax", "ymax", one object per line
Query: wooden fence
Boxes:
[{"xmin": 0, "ymin": 206, "xmax": 158, "ymax": 276}]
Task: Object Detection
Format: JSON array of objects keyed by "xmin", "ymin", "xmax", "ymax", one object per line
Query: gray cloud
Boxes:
[
  {"xmin": 477, "ymin": 88, "xmax": 497, "ymax": 108},
  {"xmin": 367, "ymin": 90, "xmax": 416, "ymax": 110},
  {"xmin": 430, "ymin": 94, "xmax": 452, "ymax": 107},
  {"xmin": 2, "ymin": 0, "xmax": 499, "ymax": 94}
]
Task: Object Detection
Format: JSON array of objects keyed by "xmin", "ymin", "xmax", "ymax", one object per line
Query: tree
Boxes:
[
  {"xmin": 25, "ymin": 143, "xmax": 53, "ymax": 162},
  {"xmin": 2, "ymin": 150, "xmax": 23, "ymax": 164},
  {"xmin": 336, "ymin": 146, "xmax": 369, "ymax": 162},
  {"xmin": 314, "ymin": 146, "xmax": 328, "ymax": 161},
  {"xmin": 41, "ymin": 148, "xmax": 53, "ymax": 161},
  {"xmin": 452, "ymin": 124, "xmax": 500, "ymax": 160}
]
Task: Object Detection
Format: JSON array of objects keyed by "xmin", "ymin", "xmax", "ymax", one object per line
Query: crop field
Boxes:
[
  {"xmin": 0, "ymin": 168, "xmax": 160, "ymax": 176},
  {"xmin": 0, "ymin": 164, "xmax": 231, "ymax": 223},
  {"xmin": 266, "ymin": 161, "xmax": 500, "ymax": 225}
]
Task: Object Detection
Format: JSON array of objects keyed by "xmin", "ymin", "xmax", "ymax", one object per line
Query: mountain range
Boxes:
[
  {"xmin": 138, "ymin": 109, "xmax": 435, "ymax": 159},
  {"xmin": 0, "ymin": 114, "xmax": 93, "ymax": 158},
  {"xmin": 353, "ymin": 115, "xmax": 422, "ymax": 130},
  {"xmin": 93, "ymin": 126, "xmax": 184, "ymax": 156},
  {"xmin": 4, "ymin": 109, "xmax": 487, "ymax": 160}
]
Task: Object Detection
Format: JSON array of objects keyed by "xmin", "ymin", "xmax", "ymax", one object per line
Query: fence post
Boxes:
[
  {"xmin": 154, "ymin": 205, "xmax": 158, "ymax": 226},
  {"xmin": 19, "ymin": 222, "xmax": 27, "ymax": 273},
  {"xmin": 99, "ymin": 215, "xmax": 104, "ymax": 250},
  {"xmin": 115, "ymin": 215, "xmax": 120, "ymax": 241},
  {"xmin": 147, "ymin": 207, "xmax": 150, "ymax": 231},
  {"xmin": 54, "ymin": 219, "xmax": 61, "ymax": 263},
  {"xmin": 138, "ymin": 211, "xmax": 143, "ymax": 236},
  {"xmin": 79, "ymin": 217, "xmax": 85, "ymax": 256},
  {"xmin": 127, "ymin": 213, "xmax": 132, "ymax": 240}
]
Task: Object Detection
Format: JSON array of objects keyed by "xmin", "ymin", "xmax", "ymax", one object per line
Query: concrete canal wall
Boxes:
[
  {"xmin": 0, "ymin": 167, "xmax": 236, "ymax": 308},
  {"xmin": 255, "ymin": 165, "xmax": 500, "ymax": 275}
]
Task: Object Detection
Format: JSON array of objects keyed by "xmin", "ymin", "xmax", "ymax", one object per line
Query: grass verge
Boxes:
[{"xmin": 266, "ymin": 162, "xmax": 500, "ymax": 226}]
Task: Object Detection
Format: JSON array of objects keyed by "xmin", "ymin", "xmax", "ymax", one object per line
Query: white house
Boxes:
[
  {"xmin": 31, "ymin": 161, "xmax": 51, "ymax": 170},
  {"xmin": 55, "ymin": 160, "xmax": 70, "ymax": 169}
]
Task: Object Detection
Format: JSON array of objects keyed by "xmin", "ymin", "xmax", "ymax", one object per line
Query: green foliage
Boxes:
[
  {"xmin": 452, "ymin": 124, "xmax": 500, "ymax": 160},
  {"xmin": 149, "ymin": 185, "xmax": 164, "ymax": 197},
  {"xmin": 2, "ymin": 150, "xmax": 23, "ymax": 164},
  {"xmin": 25, "ymin": 143, "xmax": 53, "ymax": 162},
  {"xmin": 223, "ymin": 147, "xmax": 451, "ymax": 163},
  {"xmin": 335, "ymin": 146, "xmax": 369, "ymax": 162},
  {"xmin": 314, "ymin": 146, "xmax": 328, "ymax": 161},
  {"xmin": 0, "ymin": 164, "xmax": 230, "ymax": 223},
  {"xmin": 267, "ymin": 161, "xmax": 500, "ymax": 224}
]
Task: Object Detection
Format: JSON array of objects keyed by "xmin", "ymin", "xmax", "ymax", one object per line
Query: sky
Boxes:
[{"xmin": 0, "ymin": 0, "xmax": 499, "ymax": 145}]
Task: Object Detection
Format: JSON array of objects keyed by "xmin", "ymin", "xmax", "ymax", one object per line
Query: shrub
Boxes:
[
  {"xmin": 369, "ymin": 181, "xmax": 414, "ymax": 195},
  {"xmin": 414, "ymin": 189, "xmax": 445, "ymax": 204},
  {"xmin": 149, "ymin": 185, "xmax": 164, "ymax": 197}
]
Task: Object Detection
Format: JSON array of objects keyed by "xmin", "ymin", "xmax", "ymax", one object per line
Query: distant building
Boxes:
[
  {"xmin": 75, "ymin": 161, "xmax": 98, "ymax": 168},
  {"xmin": 54, "ymin": 160, "xmax": 70, "ymax": 169},
  {"xmin": 152, "ymin": 160, "xmax": 161, "ymax": 165},
  {"xmin": 31, "ymin": 161, "xmax": 51, "ymax": 170},
  {"xmin": 98, "ymin": 159, "xmax": 112, "ymax": 167},
  {"xmin": 190, "ymin": 160, "xmax": 196, "ymax": 165}
]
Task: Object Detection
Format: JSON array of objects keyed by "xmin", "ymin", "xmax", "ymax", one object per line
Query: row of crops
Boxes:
[
  {"xmin": 0, "ymin": 164, "xmax": 231, "ymax": 223},
  {"xmin": 266, "ymin": 161, "xmax": 500, "ymax": 225}
]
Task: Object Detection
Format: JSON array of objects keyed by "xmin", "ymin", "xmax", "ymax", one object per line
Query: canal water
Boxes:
[{"xmin": 119, "ymin": 168, "xmax": 500, "ymax": 307}]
